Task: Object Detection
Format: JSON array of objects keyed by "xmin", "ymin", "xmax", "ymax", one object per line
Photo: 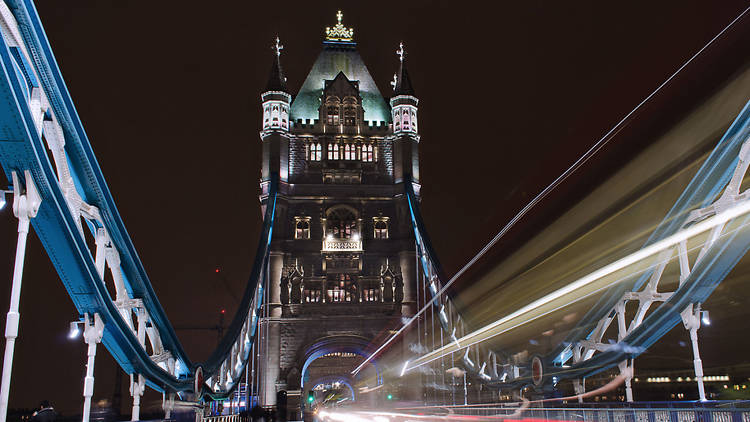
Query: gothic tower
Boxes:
[{"xmin": 257, "ymin": 13, "xmax": 421, "ymax": 416}]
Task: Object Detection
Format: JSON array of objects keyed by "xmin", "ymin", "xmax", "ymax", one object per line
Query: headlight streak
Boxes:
[
  {"xmin": 350, "ymin": 5, "xmax": 750, "ymax": 377},
  {"xmin": 405, "ymin": 200, "xmax": 750, "ymax": 372}
]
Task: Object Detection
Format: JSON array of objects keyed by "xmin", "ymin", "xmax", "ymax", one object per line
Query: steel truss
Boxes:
[
  {"xmin": 0, "ymin": 0, "xmax": 277, "ymax": 411},
  {"xmin": 403, "ymin": 102, "xmax": 750, "ymax": 399}
]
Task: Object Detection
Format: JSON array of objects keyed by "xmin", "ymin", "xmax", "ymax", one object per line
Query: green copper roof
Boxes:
[{"xmin": 291, "ymin": 42, "xmax": 391, "ymax": 124}]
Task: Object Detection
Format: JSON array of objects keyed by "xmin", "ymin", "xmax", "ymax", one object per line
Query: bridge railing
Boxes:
[
  {"xmin": 201, "ymin": 415, "xmax": 241, "ymax": 422},
  {"xmin": 402, "ymin": 403, "xmax": 750, "ymax": 422}
]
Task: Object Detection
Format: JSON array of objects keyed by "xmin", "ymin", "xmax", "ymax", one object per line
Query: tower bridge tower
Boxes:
[{"xmin": 256, "ymin": 12, "xmax": 422, "ymax": 414}]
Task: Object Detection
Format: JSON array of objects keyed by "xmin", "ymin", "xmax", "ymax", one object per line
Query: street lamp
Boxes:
[
  {"xmin": 68, "ymin": 320, "xmax": 82, "ymax": 339},
  {"xmin": 0, "ymin": 191, "xmax": 7, "ymax": 211},
  {"xmin": 701, "ymin": 310, "xmax": 710, "ymax": 326}
]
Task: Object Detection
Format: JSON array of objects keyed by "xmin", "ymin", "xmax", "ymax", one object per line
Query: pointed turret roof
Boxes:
[
  {"xmin": 393, "ymin": 42, "xmax": 416, "ymax": 96},
  {"xmin": 264, "ymin": 37, "xmax": 288, "ymax": 93},
  {"xmin": 290, "ymin": 12, "xmax": 390, "ymax": 123}
]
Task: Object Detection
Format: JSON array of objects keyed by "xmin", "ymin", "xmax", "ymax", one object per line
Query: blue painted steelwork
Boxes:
[
  {"xmin": 549, "ymin": 101, "xmax": 750, "ymax": 379},
  {"xmin": 0, "ymin": 0, "xmax": 278, "ymax": 398}
]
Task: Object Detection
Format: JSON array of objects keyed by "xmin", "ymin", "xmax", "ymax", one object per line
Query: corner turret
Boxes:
[
  {"xmin": 260, "ymin": 36, "xmax": 291, "ymax": 183},
  {"xmin": 390, "ymin": 42, "xmax": 420, "ymax": 184}
]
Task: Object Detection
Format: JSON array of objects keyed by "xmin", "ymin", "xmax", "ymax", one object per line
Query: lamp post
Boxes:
[
  {"xmin": 70, "ymin": 313, "xmax": 104, "ymax": 422},
  {"xmin": 0, "ymin": 171, "xmax": 41, "ymax": 422}
]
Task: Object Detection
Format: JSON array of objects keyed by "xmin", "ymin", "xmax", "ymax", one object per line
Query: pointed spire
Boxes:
[
  {"xmin": 393, "ymin": 42, "xmax": 415, "ymax": 96},
  {"xmin": 264, "ymin": 36, "xmax": 288, "ymax": 93}
]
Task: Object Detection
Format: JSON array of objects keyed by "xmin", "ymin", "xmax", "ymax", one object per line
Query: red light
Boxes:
[
  {"xmin": 215, "ymin": 268, "xmax": 220, "ymax": 273},
  {"xmin": 221, "ymin": 309, "xmax": 226, "ymax": 314}
]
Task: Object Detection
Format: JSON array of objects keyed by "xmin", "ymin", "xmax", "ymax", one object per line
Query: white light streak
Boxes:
[
  {"xmin": 350, "ymin": 5, "xmax": 750, "ymax": 377},
  {"xmin": 400, "ymin": 360, "xmax": 410, "ymax": 377},
  {"xmin": 405, "ymin": 199, "xmax": 750, "ymax": 372}
]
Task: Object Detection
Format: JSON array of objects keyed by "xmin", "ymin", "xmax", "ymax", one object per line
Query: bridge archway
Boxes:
[{"xmin": 299, "ymin": 336, "xmax": 382, "ymax": 402}]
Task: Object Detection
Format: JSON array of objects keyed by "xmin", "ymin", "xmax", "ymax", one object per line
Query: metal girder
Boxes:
[{"xmin": 0, "ymin": 0, "xmax": 279, "ymax": 399}]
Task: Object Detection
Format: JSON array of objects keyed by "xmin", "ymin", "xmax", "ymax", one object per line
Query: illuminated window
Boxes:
[
  {"xmin": 327, "ymin": 274, "xmax": 355, "ymax": 303},
  {"xmin": 327, "ymin": 143, "xmax": 339, "ymax": 160},
  {"xmin": 327, "ymin": 105, "xmax": 339, "ymax": 125},
  {"xmin": 310, "ymin": 143, "xmax": 322, "ymax": 161},
  {"xmin": 373, "ymin": 220, "xmax": 388, "ymax": 239},
  {"xmin": 327, "ymin": 207, "xmax": 357, "ymax": 239},
  {"xmin": 344, "ymin": 144, "xmax": 353, "ymax": 160},
  {"xmin": 362, "ymin": 144, "xmax": 373, "ymax": 162},
  {"xmin": 295, "ymin": 218, "xmax": 310, "ymax": 239},
  {"xmin": 363, "ymin": 288, "xmax": 380, "ymax": 302},
  {"xmin": 343, "ymin": 106, "xmax": 356, "ymax": 126},
  {"xmin": 304, "ymin": 288, "xmax": 321, "ymax": 303}
]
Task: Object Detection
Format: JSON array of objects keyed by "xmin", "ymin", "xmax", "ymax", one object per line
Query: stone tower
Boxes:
[{"xmin": 257, "ymin": 12, "xmax": 421, "ymax": 415}]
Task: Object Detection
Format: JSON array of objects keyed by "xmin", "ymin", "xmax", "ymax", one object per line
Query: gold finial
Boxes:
[
  {"xmin": 325, "ymin": 10, "xmax": 354, "ymax": 42},
  {"xmin": 396, "ymin": 42, "xmax": 405, "ymax": 62}
]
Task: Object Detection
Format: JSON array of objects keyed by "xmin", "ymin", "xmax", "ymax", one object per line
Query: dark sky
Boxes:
[{"xmin": 0, "ymin": 0, "xmax": 748, "ymax": 415}]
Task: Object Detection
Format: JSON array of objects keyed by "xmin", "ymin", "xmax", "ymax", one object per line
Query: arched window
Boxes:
[
  {"xmin": 310, "ymin": 143, "xmax": 322, "ymax": 161},
  {"xmin": 344, "ymin": 144, "xmax": 352, "ymax": 160},
  {"xmin": 326, "ymin": 207, "xmax": 357, "ymax": 239},
  {"xmin": 295, "ymin": 218, "xmax": 310, "ymax": 239},
  {"xmin": 362, "ymin": 144, "xmax": 373, "ymax": 162},
  {"xmin": 327, "ymin": 104, "xmax": 340, "ymax": 125},
  {"xmin": 327, "ymin": 143, "xmax": 339, "ymax": 160},
  {"xmin": 343, "ymin": 106, "xmax": 356, "ymax": 126},
  {"xmin": 374, "ymin": 220, "xmax": 388, "ymax": 239}
]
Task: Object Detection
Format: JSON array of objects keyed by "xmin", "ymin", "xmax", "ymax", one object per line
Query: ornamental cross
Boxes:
[
  {"xmin": 274, "ymin": 36, "xmax": 284, "ymax": 57},
  {"xmin": 390, "ymin": 73, "xmax": 398, "ymax": 90},
  {"xmin": 337, "ymin": 10, "xmax": 343, "ymax": 24},
  {"xmin": 396, "ymin": 42, "xmax": 405, "ymax": 62}
]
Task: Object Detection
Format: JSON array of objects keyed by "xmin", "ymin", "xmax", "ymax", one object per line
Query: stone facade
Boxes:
[{"xmin": 256, "ymin": 17, "xmax": 421, "ymax": 414}]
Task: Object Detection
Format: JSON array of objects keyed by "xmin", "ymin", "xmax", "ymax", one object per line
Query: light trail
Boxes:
[
  {"xmin": 351, "ymin": 5, "xmax": 750, "ymax": 377},
  {"xmin": 405, "ymin": 198, "xmax": 750, "ymax": 372}
]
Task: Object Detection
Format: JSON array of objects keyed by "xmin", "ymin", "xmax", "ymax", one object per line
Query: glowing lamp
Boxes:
[
  {"xmin": 701, "ymin": 310, "xmax": 710, "ymax": 326},
  {"xmin": 386, "ymin": 394, "xmax": 393, "ymax": 400},
  {"xmin": 68, "ymin": 321, "xmax": 81, "ymax": 339},
  {"xmin": 0, "ymin": 191, "xmax": 6, "ymax": 210}
]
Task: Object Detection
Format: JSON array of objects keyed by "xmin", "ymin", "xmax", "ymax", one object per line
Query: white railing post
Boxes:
[
  {"xmin": 81, "ymin": 313, "xmax": 104, "ymax": 422},
  {"xmin": 130, "ymin": 374, "xmax": 145, "ymax": 421},
  {"xmin": 682, "ymin": 304, "xmax": 707, "ymax": 401},
  {"xmin": 163, "ymin": 392, "xmax": 175, "ymax": 420},
  {"xmin": 0, "ymin": 171, "xmax": 41, "ymax": 422}
]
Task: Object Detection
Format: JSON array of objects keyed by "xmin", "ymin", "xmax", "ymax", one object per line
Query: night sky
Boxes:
[{"xmin": 0, "ymin": 0, "xmax": 748, "ymax": 415}]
